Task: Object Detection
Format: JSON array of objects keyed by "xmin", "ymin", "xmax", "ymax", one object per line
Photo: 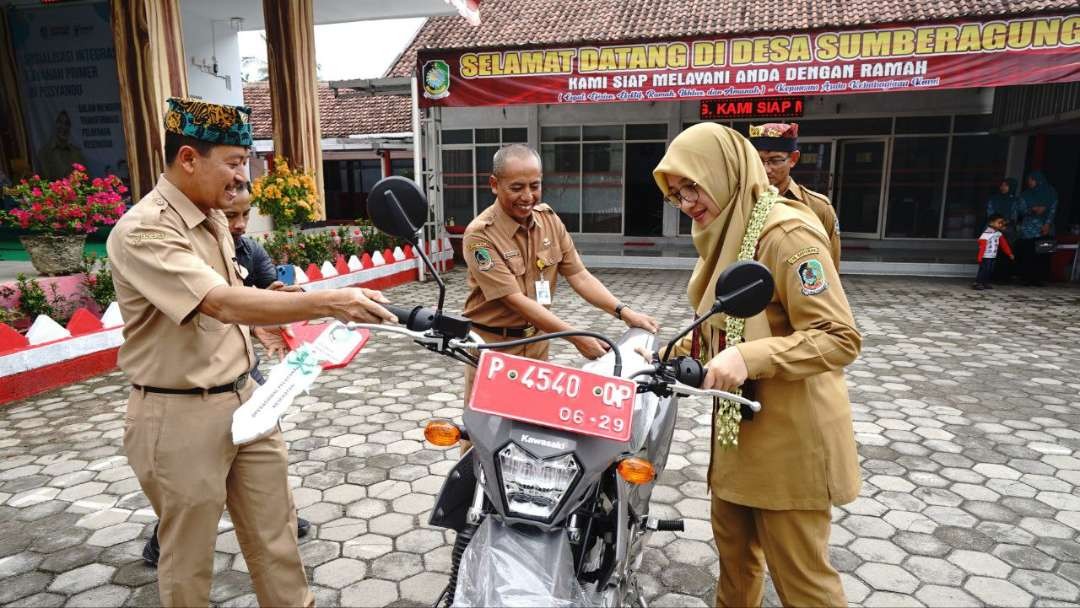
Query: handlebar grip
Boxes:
[
  {"xmin": 656, "ymin": 519, "xmax": 685, "ymax": 532},
  {"xmin": 381, "ymin": 304, "xmax": 436, "ymax": 331},
  {"xmin": 382, "ymin": 304, "xmax": 415, "ymax": 325},
  {"xmin": 672, "ymin": 356, "xmax": 705, "ymax": 388}
]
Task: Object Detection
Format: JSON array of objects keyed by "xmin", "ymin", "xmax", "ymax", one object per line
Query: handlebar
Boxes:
[
  {"xmin": 633, "ymin": 356, "xmax": 760, "ymax": 411},
  {"xmin": 381, "ymin": 304, "xmax": 436, "ymax": 331},
  {"xmin": 350, "ymin": 319, "xmax": 761, "ymax": 412}
]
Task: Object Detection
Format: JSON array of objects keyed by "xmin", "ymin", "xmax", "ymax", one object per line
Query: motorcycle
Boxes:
[{"xmin": 353, "ymin": 177, "xmax": 775, "ymax": 607}]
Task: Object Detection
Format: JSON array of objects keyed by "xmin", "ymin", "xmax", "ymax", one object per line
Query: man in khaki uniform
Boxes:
[
  {"xmin": 751, "ymin": 122, "xmax": 842, "ymax": 268},
  {"xmin": 462, "ymin": 144, "xmax": 658, "ymax": 403},
  {"xmin": 107, "ymin": 98, "xmax": 395, "ymax": 607},
  {"xmin": 655, "ymin": 123, "xmax": 860, "ymax": 607}
]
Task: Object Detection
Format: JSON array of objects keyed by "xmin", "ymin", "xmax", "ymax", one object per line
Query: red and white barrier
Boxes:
[{"xmin": 0, "ymin": 245, "xmax": 454, "ymax": 406}]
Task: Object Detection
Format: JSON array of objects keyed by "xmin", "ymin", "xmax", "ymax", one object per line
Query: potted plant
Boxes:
[
  {"xmin": 0, "ymin": 163, "xmax": 127, "ymax": 276},
  {"xmin": 251, "ymin": 157, "xmax": 318, "ymax": 231}
]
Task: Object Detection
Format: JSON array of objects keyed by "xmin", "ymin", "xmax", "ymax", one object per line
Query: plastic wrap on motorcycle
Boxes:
[
  {"xmin": 429, "ymin": 449, "xmax": 476, "ymax": 533},
  {"xmin": 453, "ymin": 518, "xmax": 601, "ymax": 608}
]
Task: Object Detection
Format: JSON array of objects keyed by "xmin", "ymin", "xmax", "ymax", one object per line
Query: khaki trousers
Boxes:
[
  {"xmin": 124, "ymin": 386, "xmax": 313, "ymax": 608},
  {"xmin": 711, "ymin": 497, "xmax": 846, "ymax": 608},
  {"xmin": 460, "ymin": 329, "xmax": 550, "ymax": 453}
]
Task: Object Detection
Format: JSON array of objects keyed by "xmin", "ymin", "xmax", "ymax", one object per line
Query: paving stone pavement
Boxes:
[{"xmin": 1, "ymin": 269, "xmax": 1079, "ymax": 607}]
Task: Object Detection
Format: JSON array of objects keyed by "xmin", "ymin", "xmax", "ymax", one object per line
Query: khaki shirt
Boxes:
[
  {"xmin": 462, "ymin": 202, "xmax": 586, "ymax": 328},
  {"xmin": 785, "ymin": 180, "xmax": 842, "ymax": 269},
  {"xmin": 106, "ymin": 176, "xmax": 253, "ymax": 388},
  {"xmin": 713, "ymin": 217, "xmax": 861, "ymax": 511}
]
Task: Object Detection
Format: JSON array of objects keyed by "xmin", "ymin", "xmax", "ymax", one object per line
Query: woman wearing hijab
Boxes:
[
  {"xmin": 1016, "ymin": 170, "xmax": 1058, "ymax": 286},
  {"xmin": 653, "ymin": 123, "xmax": 861, "ymax": 607},
  {"xmin": 986, "ymin": 178, "xmax": 1022, "ymax": 281},
  {"xmin": 987, "ymin": 178, "xmax": 1021, "ymax": 227}
]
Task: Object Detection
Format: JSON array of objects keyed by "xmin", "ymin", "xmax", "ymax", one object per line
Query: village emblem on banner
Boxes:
[{"xmin": 423, "ymin": 60, "xmax": 451, "ymax": 100}]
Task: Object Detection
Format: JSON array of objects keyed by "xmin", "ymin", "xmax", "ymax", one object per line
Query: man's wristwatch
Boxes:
[{"xmin": 614, "ymin": 303, "xmax": 629, "ymax": 320}]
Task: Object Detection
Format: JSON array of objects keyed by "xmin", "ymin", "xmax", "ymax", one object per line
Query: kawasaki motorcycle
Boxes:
[{"xmin": 353, "ymin": 177, "xmax": 774, "ymax": 607}]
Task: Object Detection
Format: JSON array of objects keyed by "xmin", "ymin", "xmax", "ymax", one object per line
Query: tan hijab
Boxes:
[{"xmin": 653, "ymin": 123, "xmax": 822, "ymax": 356}]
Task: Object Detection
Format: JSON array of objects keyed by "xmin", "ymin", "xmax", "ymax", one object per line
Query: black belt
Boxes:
[
  {"xmin": 134, "ymin": 373, "xmax": 249, "ymax": 395},
  {"xmin": 472, "ymin": 322, "xmax": 537, "ymax": 338}
]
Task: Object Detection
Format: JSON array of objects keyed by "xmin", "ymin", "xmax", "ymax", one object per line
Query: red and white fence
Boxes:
[{"xmin": 0, "ymin": 238, "xmax": 454, "ymax": 405}]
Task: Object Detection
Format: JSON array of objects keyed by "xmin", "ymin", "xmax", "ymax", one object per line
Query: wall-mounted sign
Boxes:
[
  {"xmin": 418, "ymin": 13, "xmax": 1080, "ymax": 108},
  {"xmin": 700, "ymin": 96, "xmax": 804, "ymax": 119},
  {"xmin": 10, "ymin": 2, "xmax": 126, "ymax": 180}
]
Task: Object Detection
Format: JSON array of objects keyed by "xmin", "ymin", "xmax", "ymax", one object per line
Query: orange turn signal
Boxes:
[
  {"xmin": 617, "ymin": 457, "xmax": 656, "ymax": 485},
  {"xmin": 424, "ymin": 420, "xmax": 462, "ymax": 447}
]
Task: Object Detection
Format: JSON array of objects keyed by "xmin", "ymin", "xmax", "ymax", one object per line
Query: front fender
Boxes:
[{"xmin": 429, "ymin": 449, "xmax": 476, "ymax": 533}]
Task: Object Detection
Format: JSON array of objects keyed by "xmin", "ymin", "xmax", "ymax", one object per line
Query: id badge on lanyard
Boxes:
[
  {"xmin": 535, "ymin": 280, "xmax": 552, "ymax": 305},
  {"xmin": 535, "ymin": 257, "xmax": 553, "ymax": 305}
]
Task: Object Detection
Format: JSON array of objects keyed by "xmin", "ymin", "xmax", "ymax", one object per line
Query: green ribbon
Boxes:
[{"xmin": 286, "ymin": 347, "xmax": 320, "ymax": 376}]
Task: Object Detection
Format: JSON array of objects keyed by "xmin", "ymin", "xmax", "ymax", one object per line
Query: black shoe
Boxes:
[
  {"xmin": 142, "ymin": 523, "xmax": 160, "ymax": 568},
  {"xmin": 972, "ymin": 284, "xmax": 984, "ymax": 290},
  {"xmin": 297, "ymin": 517, "xmax": 310, "ymax": 538},
  {"xmin": 983, "ymin": 283, "xmax": 993, "ymax": 289}
]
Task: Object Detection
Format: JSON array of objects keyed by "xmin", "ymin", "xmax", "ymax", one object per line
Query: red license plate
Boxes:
[{"xmin": 469, "ymin": 351, "xmax": 636, "ymax": 442}]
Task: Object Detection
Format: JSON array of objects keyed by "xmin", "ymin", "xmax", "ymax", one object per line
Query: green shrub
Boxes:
[
  {"xmin": 0, "ymin": 273, "xmax": 74, "ymax": 323},
  {"xmin": 262, "ymin": 224, "xmax": 400, "ymax": 267},
  {"xmin": 81, "ymin": 254, "xmax": 115, "ymax": 313}
]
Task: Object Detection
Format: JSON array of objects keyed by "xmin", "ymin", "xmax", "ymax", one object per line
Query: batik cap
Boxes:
[
  {"xmin": 749, "ymin": 122, "xmax": 798, "ymax": 153},
  {"xmin": 164, "ymin": 98, "xmax": 253, "ymax": 147}
]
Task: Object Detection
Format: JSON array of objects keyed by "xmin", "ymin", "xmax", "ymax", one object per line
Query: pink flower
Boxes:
[{"xmin": 72, "ymin": 163, "xmax": 86, "ymax": 172}]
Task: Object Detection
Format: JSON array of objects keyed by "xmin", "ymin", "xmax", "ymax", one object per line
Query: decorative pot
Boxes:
[{"xmin": 19, "ymin": 234, "xmax": 87, "ymax": 276}]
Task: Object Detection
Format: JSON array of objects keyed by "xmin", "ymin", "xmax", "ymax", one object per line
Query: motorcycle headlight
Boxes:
[{"xmin": 497, "ymin": 443, "xmax": 579, "ymax": 520}]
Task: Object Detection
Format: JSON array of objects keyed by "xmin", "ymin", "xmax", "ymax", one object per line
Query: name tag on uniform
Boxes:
[{"xmin": 535, "ymin": 280, "xmax": 552, "ymax": 305}]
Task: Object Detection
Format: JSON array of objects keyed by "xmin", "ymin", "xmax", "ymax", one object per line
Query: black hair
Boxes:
[
  {"xmin": 988, "ymin": 214, "xmax": 1005, "ymax": 224},
  {"xmin": 164, "ymin": 132, "xmax": 216, "ymax": 166}
]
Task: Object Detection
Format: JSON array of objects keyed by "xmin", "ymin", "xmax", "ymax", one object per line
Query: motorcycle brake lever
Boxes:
[{"xmin": 670, "ymin": 382, "xmax": 762, "ymax": 412}]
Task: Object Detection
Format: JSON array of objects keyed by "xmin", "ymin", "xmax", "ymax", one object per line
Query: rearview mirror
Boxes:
[
  {"xmin": 367, "ymin": 176, "xmax": 428, "ymax": 243},
  {"xmin": 713, "ymin": 261, "xmax": 774, "ymax": 319}
]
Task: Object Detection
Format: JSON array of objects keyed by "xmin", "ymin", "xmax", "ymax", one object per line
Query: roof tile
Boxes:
[{"xmin": 243, "ymin": 82, "xmax": 412, "ymax": 140}]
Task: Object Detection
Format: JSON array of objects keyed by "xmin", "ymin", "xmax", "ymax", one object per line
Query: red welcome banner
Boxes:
[{"xmin": 418, "ymin": 13, "xmax": 1080, "ymax": 108}]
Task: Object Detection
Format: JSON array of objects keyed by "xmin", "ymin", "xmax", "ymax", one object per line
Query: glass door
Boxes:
[
  {"xmin": 625, "ymin": 142, "xmax": 666, "ymax": 236},
  {"xmin": 835, "ymin": 139, "xmax": 888, "ymax": 237},
  {"xmin": 790, "ymin": 140, "xmax": 834, "ymax": 198}
]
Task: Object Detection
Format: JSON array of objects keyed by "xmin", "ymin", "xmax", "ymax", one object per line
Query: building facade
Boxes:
[{"xmin": 392, "ymin": 1, "xmax": 1080, "ymax": 268}]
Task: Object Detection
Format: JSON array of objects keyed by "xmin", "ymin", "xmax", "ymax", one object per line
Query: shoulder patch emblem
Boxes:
[
  {"xmin": 127, "ymin": 230, "xmax": 166, "ymax": 246},
  {"xmin": 797, "ymin": 259, "xmax": 828, "ymax": 295},
  {"xmin": 786, "ymin": 246, "xmax": 819, "ymax": 265},
  {"xmin": 473, "ymin": 247, "xmax": 495, "ymax": 271}
]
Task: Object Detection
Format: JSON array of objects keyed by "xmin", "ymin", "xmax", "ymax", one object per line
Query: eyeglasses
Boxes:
[
  {"xmin": 762, "ymin": 155, "xmax": 791, "ymax": 168},
  {"xmin": 664, "ymin": 182, "xmax": 699, "ymax": 208}
]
